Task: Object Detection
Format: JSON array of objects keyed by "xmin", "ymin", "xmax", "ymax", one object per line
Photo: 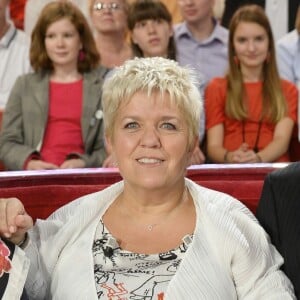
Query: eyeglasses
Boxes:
[{"xmin": 93, "ymin": 2, "xmax": 122, "ymax": 11}]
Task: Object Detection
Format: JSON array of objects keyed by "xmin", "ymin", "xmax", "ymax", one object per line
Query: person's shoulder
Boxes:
[
  {"xmin": 207, "ymin": 77, "xmax": 227, "ymax": 88},
  {"xmin": 49, "ymin": 181, "xmax": 124, "ymax": 221},
  {"xmin": 213, "ymin": 22, "xmax": 229, "ymax": 42},
  {"xmin": 173, "ymin": 22, "xmax": 188, "ymax": 38},
  {"xmin": 277, "ymin": 29, "xmax": 299, "ymax": 47},
  {"xmin": 15, "ymin": 29, "xmax": 30, "ymax": 45},
  {"xmin": 13, "ymin": 72, "xmax": 47, "ymax": 89},
  {"xmin": 267, "ymin": 162, "xmax": 300, "ymax": 181},
  {"xmin": 280, "ymin": 78, "xmax": 297, "ymax": 91},
  {"xmin": 87, "ymin": 65, "xmax": 110, "ymax": 80},
  {"xmin": 187, "ymin": 178, "xmax": 248, "ymax": 215}
]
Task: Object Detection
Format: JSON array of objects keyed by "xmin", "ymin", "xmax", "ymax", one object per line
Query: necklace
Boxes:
[
  {"xmin": 146, "ymin": 187, "xmax": 188, "ymax": 231},
  {"xmin": 242, "ymin": 120, "xmax": 262, "ymax": 153},
  {"xmin": 120, "ymin": 187, "xmax": 188, "ymax": 232}
]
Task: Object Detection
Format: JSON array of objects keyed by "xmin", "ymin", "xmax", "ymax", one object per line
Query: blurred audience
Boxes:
[
  {"xmin": 174, "ymin": 0, "xmax": 228, "ymax": 88},
  {"xmin": 89, "ymin": 0, "xmax": 132, "ymax": 68},
  {"xmin": 206, "ymin": 5, "xmax": 297, "ymax": 163},
  {"xmin": 24, "ymin": 0, "xmax": 90, "ymax": 37},
  {"xmin": 0, "ymin": 0, "xmax": 31, "ymax": 109},
  {"xmin": 0, "ymin": 2, "xmax": 108, "ymax": 170}
]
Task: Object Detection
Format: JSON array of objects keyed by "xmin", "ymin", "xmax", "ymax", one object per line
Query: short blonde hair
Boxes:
[{"xmin": 102, "ymin": 57, "xmax": 201, "ymax": 147}]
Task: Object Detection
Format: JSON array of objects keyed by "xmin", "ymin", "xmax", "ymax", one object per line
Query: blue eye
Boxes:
[
  {"xmin": 161, "ymin": 123, "xmax": 176, "ymax": 130},
  {"xmin": 124, "ymin": 122, "xmax": 139, "ymax": 129}
]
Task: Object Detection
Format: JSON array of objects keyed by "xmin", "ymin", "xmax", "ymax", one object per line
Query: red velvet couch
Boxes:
[{"xmin": 0, "ymin": 163, "xmax": 287, "ymax": 221}]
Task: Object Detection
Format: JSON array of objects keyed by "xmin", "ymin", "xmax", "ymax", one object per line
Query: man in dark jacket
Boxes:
[{"xmin": 256, "ymin": 162, "xmax": 300, "ymax": 298}]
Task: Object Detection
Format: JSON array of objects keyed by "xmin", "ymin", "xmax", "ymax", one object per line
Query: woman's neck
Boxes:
[
  {"xmin": 95, "ymin": 32, "xmax": 132, "ymax": 68},
  {"xmin": 50, "ymin": 67, "xmax": 82, "ymax": 83},
  {"xmin": 119, "ymin": 183, "xmax": 187, "ymax": 215},
  {"xmin": 241, "ymin": 65, "xmax": 263, "ymax": 82}
]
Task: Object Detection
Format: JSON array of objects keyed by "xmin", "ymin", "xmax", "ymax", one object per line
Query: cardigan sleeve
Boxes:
[
  {"xmin": 24, "ymin": 196, "xmax": 86, "ymax": 300},
  {"xmin": 222, "ymin": 201, "xmax": 295, "ymax": 299}
]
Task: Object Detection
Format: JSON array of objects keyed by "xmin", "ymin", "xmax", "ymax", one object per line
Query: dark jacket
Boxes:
[{"xmin": 256, "ymin": 162, "xmax": 300, "ymax": 298}]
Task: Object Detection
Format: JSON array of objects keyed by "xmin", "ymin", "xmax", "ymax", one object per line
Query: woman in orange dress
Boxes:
[{"xmin": 206, "ymin": 4, "xmax": 298, "ymax": 163}]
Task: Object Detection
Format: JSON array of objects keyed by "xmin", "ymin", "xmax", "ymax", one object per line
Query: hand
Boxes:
[
  {"xmin": 229, "ymin": 144, "xmax": 260, "ymax": 163},
  {"xmin": 189, "ymin": 146, "xmax": 206, "ymax": 165},
  {"xmin": 0, "ymin": 198, "xmax": 33, "ymax": 245},
  {"xmin": 26, "ymin": 160, "xmax": 58, "ymax": 170},
  {"xmin": 231, "ymin": 149, "xmax": 259, "ymax": 163},
  {"xmin": 60, "ymin": 158, "xmax": 86, "ymax": 169}
]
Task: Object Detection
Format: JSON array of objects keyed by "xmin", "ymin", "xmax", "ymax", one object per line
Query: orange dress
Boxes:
[{"xmin": 205, "ymin": 77, "xmax": 298, "ymax": 162}]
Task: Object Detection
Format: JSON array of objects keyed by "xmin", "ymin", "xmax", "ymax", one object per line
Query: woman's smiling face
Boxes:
[{"xmin": 106, "ymin": 90, "xmax": 194, "ymax": 191}]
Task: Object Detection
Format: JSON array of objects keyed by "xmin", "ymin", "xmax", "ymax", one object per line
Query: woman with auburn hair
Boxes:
[
  {"xmin": 206, "ymin": 4, "xmax": 298, "ymax": 163},
  {"xmin": 0, "ymin": 1, "xmax": 108, "ymax": 170}
]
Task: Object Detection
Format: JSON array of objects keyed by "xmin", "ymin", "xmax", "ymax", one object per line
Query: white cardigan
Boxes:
[{"xmin": 24, "ymin": 179, "xmax": 295, "ymax": 299}]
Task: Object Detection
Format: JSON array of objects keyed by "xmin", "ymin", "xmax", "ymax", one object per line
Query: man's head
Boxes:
[{"xmin": 177, "ymin": 0, "xmax": 215, "ymax": 25}]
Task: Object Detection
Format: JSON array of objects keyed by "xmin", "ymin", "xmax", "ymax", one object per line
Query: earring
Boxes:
[
  {"xmin": 78, "ymin": 49, "xmax": 85, "ymax": 62},
  {"xmin": 233, "ymin": 55, "xmax": 239, "ymax": 66},
  {"xmin": 265, "ymin": 52, "xmax": 270, "ymax": 64}
]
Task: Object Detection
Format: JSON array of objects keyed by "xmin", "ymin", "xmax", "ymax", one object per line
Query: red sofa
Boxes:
[{"xmin": 0, "ymin": 163, "xmax": 287, "ymax": 221}]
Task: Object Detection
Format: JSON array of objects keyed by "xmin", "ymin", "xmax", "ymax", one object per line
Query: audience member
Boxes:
[
  {"xmin": 276, "ymin": 5, "xmax": 300, "ymax": 147},
  {"xmin": 128, "ymin": 0, "xmax": 175, "ymax": 62},
  {"xmin": 127, "ymin": 0, "xmax": 205, "ymax": 164},
  {"xmin": 0, "ymin": 2, "xmax": 108, "ymax": 170},
  {"xmin": 277, "ymin": 5, "xmax": 300, "ymax": 87},
  {"xmin": 24, "ymin": 0, "xmax": 90, "ymax": 37},
  {"xmin": 89, "ymin": 0, "xmax": 132, "ymax": 68},
  {"xmin": 0, "ymin": 0, "xmax": 31, "ymax": 109},
  {"xmin": 206, "ymin": 5, "xmax": 297, "ymax": 163},
  {"xmin": 221, "ymin": 0, "xmax": 300, "ymax": 41},
  {"xmin": 0, "ymin": 238, "xmax": 29, "ymax": 300},
  {"xmin": 174, "ymin": 0, "xmax": 228, "ymax": 87},
  {"xmin": 256, "ymin": 162, "xmax": 300, "ymax": 298},
  {"xmin": 0, "ymin": 57, "xmax": 296, "ymax": 299}
]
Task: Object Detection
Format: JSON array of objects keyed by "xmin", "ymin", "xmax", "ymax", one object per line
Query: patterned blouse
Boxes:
[{"xmin": 93, "ymin": 220, "xmax": 193, "ymax": 300}]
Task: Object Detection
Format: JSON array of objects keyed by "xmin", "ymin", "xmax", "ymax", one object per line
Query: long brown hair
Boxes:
[
  {"xmin": 226, "ymin": 4, "xmax": 286, "ymax": 123},
  {"xmin": 30, "ymin": 1, "xmax": 100, "ymax": 73}
]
